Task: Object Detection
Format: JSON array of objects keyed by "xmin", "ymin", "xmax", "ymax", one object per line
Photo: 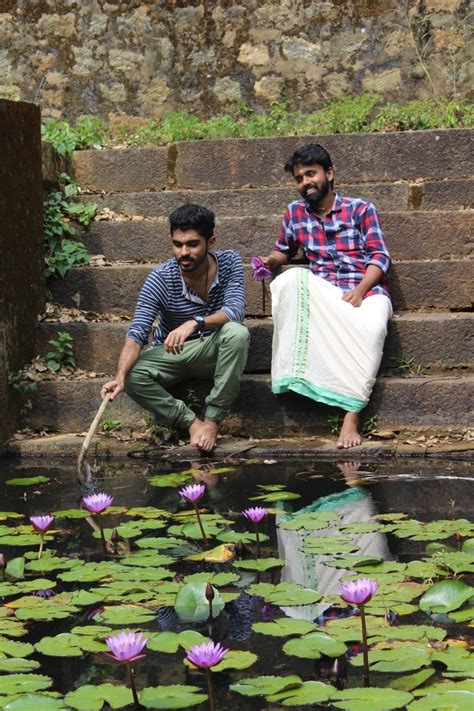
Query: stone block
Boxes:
[{"xmin": 72, "ymin": 147, "xmax": 169, "ymax": 192}]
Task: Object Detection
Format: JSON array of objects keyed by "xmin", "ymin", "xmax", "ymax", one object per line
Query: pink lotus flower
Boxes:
[
  {"xmin": 30, "ymin": 515, "xmax": 54, "ymax": 534},
  {"xmin": 242, "ymin": 506, "xmax": 268, "ymax": 524},
  {"xmin": 186, "ymin": 640, "xmax": 229, "ymax": 669},
  {"xmin": 82, "ymin": 492, "xmax": 114, "ymax": 514},
  {"xmin": 250, "ymin": 256, "xmax": 271, "ymax": 281},
  {"xmin": 179, "ymin": 483, "xmax": 206, "ymax": 503},
  {"xmin": 104, "ymin": 630, "xmax": 148, "ymax": 663},
  {"xmin": 339, "ymin": 578, "xmax": 379, "ymax": 606}
]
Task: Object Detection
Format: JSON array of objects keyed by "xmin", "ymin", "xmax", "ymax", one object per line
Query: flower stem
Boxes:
[
  {"xmin": 38, "ymin": 534, "xmax": 44, "ymax": 560},
  {"xmin": 359, "ymin": 604, "xmax": 370, "ymax": 687},
  {"xmin": 126, "ymin": 662, "xmax": 140, "ymax": 708},
  {"xmin": 254, "ymin": 523, "xmax": 261, "ymax": 559},
  {"xmin": 262, "ymin": 281, "xmax": 266, "ymax": 314},
  {"xmin": 97, "ymin": 515, "xmax": 107, "ymax": 557},
  {"xmin": 206, "ymin": 668, "xmax": 215, "ymax": 711},
  {"xmin": 194, "ymin": 504, "xmax": 208, "ymax": 545}
]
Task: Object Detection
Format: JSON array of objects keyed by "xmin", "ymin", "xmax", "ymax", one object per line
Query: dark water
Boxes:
[{"xmin": 0, "ymin": 457, "xmax": 472, "ymax": 709}]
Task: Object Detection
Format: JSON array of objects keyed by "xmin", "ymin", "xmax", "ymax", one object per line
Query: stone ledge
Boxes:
[
  {"xmin": 48, "ymin": 260, "xmax": 474, "ymax": 314},
  {"xmin": 23, "ymin": 374, "xmax": 474, "ymax": 433},
  {"xmin": 36, "ymin": 313, "xmax": 474, "ymax": 375}
]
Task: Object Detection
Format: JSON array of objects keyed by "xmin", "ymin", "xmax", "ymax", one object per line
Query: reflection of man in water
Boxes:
[{"xmin": 276, "ymin": 462, "xmax": 393, "ymax": 622}]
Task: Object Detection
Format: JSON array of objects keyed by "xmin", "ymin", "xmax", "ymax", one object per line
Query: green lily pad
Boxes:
[
  {"xmin": 247, "ymin": 582, "xmax": 321, "ymax": 606},
  {"xmin": 302, "ymin": 535, "xmax": 359, "ymax": 555},
  {"xmin": 252, "ymin": 618, "xmax": 317, "ymax": 637},
  {"xmin": 390, "ymin": 668, "xmax": 436, "ymax": 691},
  {"xmin": 147, "ymin": 630, "xmax": 207, "ymax": 654},
  {"xmin": 419, "ymin": 580, "xmax": 473, "ymax": 613},
  {"xmin": 279, "ymin": 512, "xmax": 339, "ymax": 531},
  {"xmin": 250, "ymin": 491, "xmax": 301, "ymax": 502},
  {"xmin": 233, "ymin": 557, "xmax": 285, "ymax": 572},
  {"xmin": 148, "ymin": 472, "xmax": 194, "ymax": 487},
  {"xmin": 182, "ymin": 572, "xmax": 240, "ymax": 586},
  {"xmin": 64, "ymin": 683, "xmax": 133, "ymax": 709},
  {"xmin": 139, "ymin": 685, "xmax": 208, "ymax": 709},
  {"xmin": 283, "ymin": 632, "xmax": 347, "ymax": 659},
  {"xmin": 0, "ymin": 657, "xmax": 40, "ymax": 672},
  {"xmin": 266, "ymin": 680, "xmax": 335, "ymax": 706},
  {"xmin": 212, "ymin": 650, "xmax": 257, "ymax": 671},
  {"xmin": 6, "ymin": 476, "xmax": 50, "ymax": 486},
  {"xmin": 35, "ymin": 633, "xmax": 84, "ymax": 657},
  {"xmin": 95, "ymin": 606, "xmax": 156, "ymax": 625},
  {"xmin": 330, "ymin": 687, "xmax": 413, "ymax": 710},
  {"xmin": 126, "ymin": 506, "xmax": 170, "ymax": 519},
  {"xmin": 5, "ymin": 557, "xmax": 25, "ymax": 582},
  {"xmin": 0, "ymin": 673, "xmax": 53, "ymax": 695},
  {"xmin": 409, "ymin": 691, "xmax": 474, "ymax": 710},
  {"xmin": 351, "ymin": 645, "xmax": 431, "ymax": 672},
  {"xmin": 174, "ymin": 582, "xmax": 225, "ymax": 623},
  {"xmin": 1, "ymin": 694, "xmax": 67, "ymax": 710},
  {"xmin": 230, "ymin": 674, "xmax": 303, "ymax": 697},
  {"xmin": 0, "ymin": 638, "xmax": 34, "ymax": 657},
  {"xmin": 134, "ymin": 536, "xmax": 188, "ymax": 550}
]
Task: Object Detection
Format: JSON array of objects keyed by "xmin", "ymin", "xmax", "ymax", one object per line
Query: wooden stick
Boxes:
[{"xmin": 77, "ymin": 392, "xmax": 111, "ymax": 476}]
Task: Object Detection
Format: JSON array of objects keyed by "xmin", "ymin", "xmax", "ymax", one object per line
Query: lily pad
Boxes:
[
  {"xmin": 174, "ymin": 582, "xmax": 225, "ymax": 622},
  {"xmin": 139, "ymin": 685, "xmax": 208, "ymax": 709},
  {"xmin": 95, "ymin": 606, "xmax": 156, "ymax": 625},
  {"xmin": 390, "ymin": 668, "xmax": 436, "ymax": 691},
  {"xmin": 0, "ymin": 673, "xmax": 53, "ymax": 695},
  {"xmin": 182, "ymin": 572, "xmax": 240, "ymax": 586},
  {"xmin": 212, "ymin": 650, "xmax": 257, "ymax": 671},
  {"xmin": 6, "ymin": 476, "xmax": 50, "ymax": 486},
  {"xmin": 147, "ymin": 630, "xmax": 207, "ymax": 654},
  {"xmin": 248, "ymin": 582, "xmax": 321, "ymax": 606},
  {"xmin": 233, "ymin": 557, "xmax": 285, "ymax": 572},
  {"xmin": 283, "ymin": 632, "xmax": 347, "ymax": 659},
  {"xmin": 230, "ymin": 674, "xmax": 303, "ymax": 697},
  {"xmin": 409, "ymin": 691, "xmax": 474, "ymax": 710},
  {"xmin": 1, "ymin": 695, "xmax": 67, "ymax": 710},
  {"xmin": 419, "ymin": 580, "xmax": 473, "ymax": 613},
  {"xmin": 0, "ymin": 657, "xmax": 40, "ymax": 672},
  {"xmin": 64, "ymin": 683, "xmax": 133, "ymax": 709},
  {"xmin": 330, "ymin": 687, "xmax": 413, "ymax": 710},
  {"xmin": 252, "ymin": 618, "xmax": 317, "ymax": 637},
  {"xmin": 266, "ymin": 680, "xmax": 335, "ymax": 706},
  {"xmin": 350, "ymin": 645, "xmax": 431, "ymax": 672}
]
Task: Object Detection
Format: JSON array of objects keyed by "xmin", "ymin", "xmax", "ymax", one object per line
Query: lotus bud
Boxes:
[{"xmin": 205, "ymin": 583, "xmax": 215, "ymax": 602}]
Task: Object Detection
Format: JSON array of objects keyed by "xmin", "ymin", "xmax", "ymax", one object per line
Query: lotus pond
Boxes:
[{"xmin": 0, "ymin": 457, "xmax": 473, "ymax": 710}]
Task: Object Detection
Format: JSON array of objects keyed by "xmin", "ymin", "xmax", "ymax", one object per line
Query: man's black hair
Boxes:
[
  {"xmin": 169, "ymin": 203, "xmax": 215, "ymax": 240},
  {"xmin": 284, "ymin": 143, "xmax": 333, "ymax": 178}
]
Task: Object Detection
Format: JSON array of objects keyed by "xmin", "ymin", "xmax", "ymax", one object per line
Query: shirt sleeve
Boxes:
[
  {"xmin": 126, "ymin": 269, "xmax": 165, "ymax": 347},
  {"xmin": 359, "ymin": 202, "xmax": 391, "ymax": 273},
  {"xmin": 217, "ymin": 251, "xmax": 246, "ymax": 322},
  {"xmin": 273, "ymin": 206, "xmax": 299, "ymax": 259}
]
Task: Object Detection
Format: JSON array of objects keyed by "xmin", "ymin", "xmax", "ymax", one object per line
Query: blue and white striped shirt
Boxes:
[{"xmin": 126, "ymin": 250, "xmax": 246, "ymax": 347}]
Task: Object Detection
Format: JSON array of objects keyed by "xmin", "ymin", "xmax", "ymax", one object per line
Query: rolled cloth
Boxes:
[{"xmin": 271, "ymin": 268, "xmax": 392, "ymax": 412}]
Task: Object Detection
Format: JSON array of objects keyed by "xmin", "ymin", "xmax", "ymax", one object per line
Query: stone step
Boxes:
[
  {"xmin": 84, "ymin": 179, "xmax": 474, "ymax": 216},
  {"xmin": 37, "ymin": 313, "xmax": 474, "ymax": 376},
  {"xmin": 49, "ymin": 261, "xmax": 473, "ymax": 315},
  {"xmin": 72, "ymin": 128, "xmax": 473, "ymax": 192},
  {"xmin": 24, "ymin": 374, "xmax": 474, "ymax": 434},
  {"xmin": 80, "ymin": 212, "xmax": 473, "ymax": 263}
]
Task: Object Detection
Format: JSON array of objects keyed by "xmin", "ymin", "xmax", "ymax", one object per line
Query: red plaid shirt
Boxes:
[{"xmin": 274, "ymin": 193, "xmax": 391, "ymax": 298}]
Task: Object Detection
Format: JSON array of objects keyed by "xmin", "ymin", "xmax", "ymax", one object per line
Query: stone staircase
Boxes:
[{"xmin": 30, "ymin": 129, "xmax": 473, "ymax": 435}]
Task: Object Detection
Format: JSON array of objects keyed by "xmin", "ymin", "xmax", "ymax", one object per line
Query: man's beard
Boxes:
[
  {"xmin": 178, "ymin": 252, "xmax": 207, "ymax": 273},
  {"xmin": 301, "ymin": 177, "xmax": 330, "ymax": 209}
]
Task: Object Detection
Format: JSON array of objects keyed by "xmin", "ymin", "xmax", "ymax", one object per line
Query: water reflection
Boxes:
[{"xmin": 276, "ymin": 462, "xmax": 393, "ymax": 622}]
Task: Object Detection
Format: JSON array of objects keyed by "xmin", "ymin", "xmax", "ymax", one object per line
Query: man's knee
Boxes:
[
  {"xmin": 219, "ymin": 321, "xmax": 250, "ymax": 349},
  {"xmin": 124, "ymin": 362, "xmax": 151, "ymax": 395}
]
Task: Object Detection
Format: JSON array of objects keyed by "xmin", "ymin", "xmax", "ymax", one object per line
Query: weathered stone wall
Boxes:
[
  {"xmin": 0, "ymin": 99, "xmax": 44, "ymax": 447},
  {"xmin": 0, "ymin": 0, "xmax": 471, "ymax": 121}
]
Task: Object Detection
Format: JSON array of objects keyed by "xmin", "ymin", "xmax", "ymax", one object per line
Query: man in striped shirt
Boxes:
[
  {"xmin": 260, "ymin": 143, "xmax": 392, "ymax": 449},
  {"xmin": 101, "ymin": 204, "xmax": 249, "ymax": 452}
]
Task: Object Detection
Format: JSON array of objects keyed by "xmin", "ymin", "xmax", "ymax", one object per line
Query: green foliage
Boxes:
[
  {"xmin": 327, "ymin": 413, "xmax": 343, "ymax": 435},
  {"xmin": 41, "ymin": 95, "xmax": 473, "ymax": 153},
  {"xmin": 41, "ymin": 117, "xmax": 107, "ymax": 156},
  {"xmin": 8, "ymin": 370, "xmax": 38, "ymax": 396},
  {"xmin": 45, "ymin": 332, "xmax": 75, "ymax": 372},
  {"xmin": 99, "ymin": 418, "xmax": 122, "ymax": 432},
  {"xmin": 43, "ymin": 174, "xmax": 97, "ymax": 281},
  {"xmin": 390, "ymin": 352, "xmax": 427, "ymax": 376}
]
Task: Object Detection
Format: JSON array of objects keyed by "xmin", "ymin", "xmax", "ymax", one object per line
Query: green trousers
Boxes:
[{"xmin": 124, "ymin": 321, "xmax": 249, "ymax": 430}]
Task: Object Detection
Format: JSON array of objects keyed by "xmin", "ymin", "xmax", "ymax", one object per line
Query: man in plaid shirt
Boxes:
[{"xmin": 260, "ymin": 143, "xmax": 392, "ymax": 448}]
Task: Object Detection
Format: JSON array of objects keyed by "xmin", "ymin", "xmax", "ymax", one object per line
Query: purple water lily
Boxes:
[
  {"xmin": 339, "ymin": 578, "xmax": 379, "ymax": 689},
  {"xmin": 34, "ymin": 588, "xmax": 55, "ymax": 599},
  {"xmin": 242, "ymin": 506, "xmax": 268, "ymax": 558},
  {"xmin": 104, "ymin": 630, "xmax": 147, "ymax": 708},
  {"xmin": 339, "ymin": 578, "xmax": 379, "ymax": 607},
  {"xmin": 187, "ymin": 640, "xmax": 229, "ymax": 669},
  {"xmin": 82, "ymin": 492, "xmax": 114, "ymax": 514},
  {"xmin": 242, "ymin": 507, "xmax": 268, "ymax": 524},
  {"xmin": 30, "ymin": 515, "xmax": 54, "ymax": 560},
  {"xmin": 30, "ymin": 515, "xmax": 54, "ymax": 534},
  {"xmin": 179, "ymin": 483, "xmax": 208, "ymax": 544},
  {"xmin": 179, "ymin": 483, "xmax": 206, "ymax": 503},
  {"xmin": 250, "ymin": 256, "xmax": 271, "ymax": 281}
]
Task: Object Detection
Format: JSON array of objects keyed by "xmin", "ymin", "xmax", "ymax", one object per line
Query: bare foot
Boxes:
[
  {"xmin": 189, "ymin": 418, "xmax": 204, "ymax": 447},
  {"xmin": 336, "ymin": 412, "xmax": 362, "ymax": 449},
  {"xmin": 336, "ymin": 461, "xmax": 362, "ymax": 485},
  {"xmin": 194, "ymin": 418, "xmax": 218, "ymax": 452}
]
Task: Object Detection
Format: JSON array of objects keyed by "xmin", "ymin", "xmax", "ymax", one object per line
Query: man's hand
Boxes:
[
  {"xmin": 164, "ymin": 320, "xmax": 197, "ymax": 354},
  {"xmin": 259, "ymin": 253, "xmax": 287, "ymax": 271},
  {"xmin": 101, "ymin": 379, "xmax": 124, "ymax": 401},
  {"xmin": 342, "ymin": 287, "xmax": 365, "ymax": 307}
]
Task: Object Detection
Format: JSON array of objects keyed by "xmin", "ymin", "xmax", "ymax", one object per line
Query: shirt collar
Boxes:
[
  {"xmin": 304, "ymin": 192, "xmax": 342, "ymax": 216},
  {"xmin": 179, "ymin": 252, "xmax": 219, "ymax": 304}
]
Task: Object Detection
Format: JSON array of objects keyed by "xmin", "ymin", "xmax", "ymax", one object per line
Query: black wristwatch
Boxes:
[{"xmin": 193, "ymin": 315, "xmax": 206, "ymax": 335}]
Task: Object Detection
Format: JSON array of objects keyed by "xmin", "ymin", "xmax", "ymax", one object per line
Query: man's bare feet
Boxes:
[
  {"xmin": 336, "ymin": 412, "xmax": 362, "ymax": 449},
  {"xmin": 194, "ymin": 418, "xmax": 218, "ymax": 452},
  {"xmin": 336, "ymin": 461, "xmax": 361, "ymax": 485}
]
